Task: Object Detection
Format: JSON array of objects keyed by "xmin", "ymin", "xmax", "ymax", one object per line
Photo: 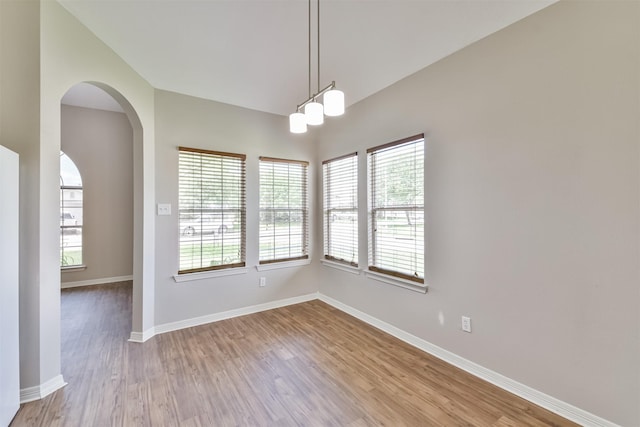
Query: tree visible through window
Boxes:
[
  {"xmin": 60, "ymin": 151, "xmax": 83, "ymax": 267},
  {"xmin": 323, "ymin": 152, "xmax": 358, "ymax": 266},
  {"xmin": 178, "ymin": 147, "xmax": 246, "ymax": 273},
  {"xmin": 368, "ymin": 134, "xmax": 424, "ymax": 283},
  {"xmin": 259, "ymin": 157, "xmax": 309, "ymax": 264}
]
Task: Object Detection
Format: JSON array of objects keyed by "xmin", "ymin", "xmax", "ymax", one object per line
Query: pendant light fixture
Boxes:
[
  {"xmin": 289, "ymin": 0, "xmax": 344, "ymax": 133},
  {"xmin": 305, "ymin": 100, "xmax": 324, "ymax": 125}
]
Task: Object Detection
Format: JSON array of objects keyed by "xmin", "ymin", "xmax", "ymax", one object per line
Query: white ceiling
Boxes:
[
  {"xmin": 62, "ymin": 83, "xmax": 125, "ymax": 112},
  {"xmin": 57, "ymin": 0, "xmax": 556, "ymax": 116}
]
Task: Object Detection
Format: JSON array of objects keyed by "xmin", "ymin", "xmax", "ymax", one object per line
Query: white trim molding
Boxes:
[
  {"xmin": 364, "ymin": 270, "xmax": 428, "ymax": 294},
  {"xmin": 317, "ymin": 294, "xmax": 620, "ymax": 427},
  {"xmin": 60, "ymin": 264, "xmax": 87, "ymax": 273},
  {"xmin": 20, "ymin": 375, "xmax": 67, "ymax": 404},
  {"xmin": 154, "ymin": 292, "xmax": 318, "ymax": 336},
  {"xmin": 100, "ymin": 290, "xmax": 619, "ymax": 426},
  {"xmin": 173, "ymin": 267, "xmax": 248, "ymax": 283},
  {"xmin": 321, "ymin": 259, "xmax": 361, "ymax": 275},
  {"xmin": 126, "ymin": 293, "xmax": 320, "ymax": 343},
  {"xmin": 255, "ymin": 259, "xmax": 311, "ymax": 271},
  {"xmin": 128, "ymin": 328, "xmax": 155, "ymax": 343},
  {"xmin": 61, "ymin": 275, "xmax": 133, "ymax": 289}
]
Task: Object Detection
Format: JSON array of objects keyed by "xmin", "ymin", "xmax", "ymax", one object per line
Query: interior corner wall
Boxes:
[
  {"xmin": 315, "ymin": 1, "xmax": 640, "ymax": 425},
  {"xmin": 61, "ymin": 105, "xmax": 134, "ymax": 285},
  {"xmin": 0, "ymin": 0, "xmax": 43, "ymax": 392},
  {"xmin": 6, "ymin": 0, "xmax": 159, "ymax": 393},
  {"xmin": 153, "ymin": 89, "xmax": 320, "ymax": 326}
]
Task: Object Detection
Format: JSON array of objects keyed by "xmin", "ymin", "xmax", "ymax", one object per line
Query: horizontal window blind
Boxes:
[
  {"xmin": 60, "ymin": 187, "xmax": 83, "ymax": 267},
  {"xmin": 323, "ymin": 152, "xmax": 358, "ymax": 266},
  {"xmin": 178, "ymin": 147, "xmax": 246, "ymax": 274},
  {"xmin": 368, "ymin": 134, "xmax": 424, "ymax": 283},
  {"xmin": 60, "ymin": 151, "xmax": 83, "ymax": 268},
  {"xmin": 259, "ymin": 157, "xmax": 309, "ymax": 264}
]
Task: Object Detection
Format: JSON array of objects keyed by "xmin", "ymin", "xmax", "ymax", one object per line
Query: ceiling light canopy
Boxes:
[{"xmin": 289, "ymin": 0, "xmax": 344, "ymax": 134}]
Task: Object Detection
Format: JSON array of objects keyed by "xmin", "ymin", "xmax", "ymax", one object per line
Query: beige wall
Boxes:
[
  {"xmin": 0, "ymin": 0, "xmax": 157, "ymax": 395},
  {"xmin": 41, "ymin": 0, "xmax": 158, "ymax": 347},
  {"xmin": 154, "ymin": 90, "xmax": 320, "ymax": 325},
  {"xmin": 42, "ymin": 1, "xmax": 157, "ymax": 345},
  {"xmin": 0, "ymin": 0, "xmax": 49, "ymax": 392},
  {"xmin": 4, "ymin": 0, "xmax": 638, "ymax": 424},
  {"xmin": 315, "ymin": 1, "xmax": 639, "ymax": 425},
  {"xmin": 61, "ymin": 105, "xmax": 134, "ymax": 285}
]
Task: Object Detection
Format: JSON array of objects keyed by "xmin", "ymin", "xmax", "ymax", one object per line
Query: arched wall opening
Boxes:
[{"xmin": 59, "ymin": 81, "xmax": 145, "ymax": 341}]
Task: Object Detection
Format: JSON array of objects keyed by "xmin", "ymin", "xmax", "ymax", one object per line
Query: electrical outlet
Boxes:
[
  {"xmin": 259, "ymin": 277, "xmax": 266, "ymax": 287},
  {"xmin": 461, "ymin": 316, "xmax": 472, "ymax": 333},
  {"xmin": 157, "ymin": 203, "xmax": 171, "ymax": 216}
]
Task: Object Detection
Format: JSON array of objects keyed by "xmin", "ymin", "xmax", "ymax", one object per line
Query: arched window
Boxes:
[{"xmin": 60, "ymin": 151, "xmax": 83, "ymax": 268}]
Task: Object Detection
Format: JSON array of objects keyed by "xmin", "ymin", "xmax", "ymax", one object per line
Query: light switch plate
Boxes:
[
  {"xmin": 157, "ymin": 203, "xmax": 171, "ymax": 216},
  {"xmin": 462, "ymin": 316, "xmax": 472, "ymax": 333}
]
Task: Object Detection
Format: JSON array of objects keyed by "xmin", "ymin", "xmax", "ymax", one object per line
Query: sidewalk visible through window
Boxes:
[
  {"xmin": 178, "ymin": 147, "xmax": 246, "ymax": 274},
  {"xmin": 60, "ymin": 151, "xmax": 83, "ymax": 268},
  {"xmin": 368, "ymin": 134, "xmax": 424, "ymax": 283},
  {"xmin": 323, "ymin": 152, "xmax": 358, "ymax": 266},
  {"xmin": 259, "ymin": 157, "xmax": 309, "ymax": 264}
]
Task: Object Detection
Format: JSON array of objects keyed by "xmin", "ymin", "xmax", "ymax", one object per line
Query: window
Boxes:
[
  {"xmin": 368, "ymin": 134, "xmax": 424, "ymax": 283},
  {"xmin": 60, "ymin": 152, "xmax": 84, "ymax": 268},
  {"xmin": 259, "ymin": 157, "xmax": 309, "ymax": 264},
  {"xmin": 323, "ymin": 152, "xmax": 358, "ymax": 266},
  {"xmin": 178, "ymin": 147, "xmax": 246, "ymax": 274}
]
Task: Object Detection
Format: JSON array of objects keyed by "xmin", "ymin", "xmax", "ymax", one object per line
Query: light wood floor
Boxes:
[{"xmin": 12, "ymin": 282, "xmax": 576, "ymax": 426}]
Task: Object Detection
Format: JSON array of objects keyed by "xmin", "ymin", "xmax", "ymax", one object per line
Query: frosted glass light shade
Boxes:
[
  {"xmin": 324, "ymin": 89, "xmax": 344, "ymax": 116},
  {"xmin": 305, "ymin": 101, "xmax": 324, "ymax": 125},
  {"xmin": 289, "ymin": 112, "xmax": 307, "ymax": 133}
]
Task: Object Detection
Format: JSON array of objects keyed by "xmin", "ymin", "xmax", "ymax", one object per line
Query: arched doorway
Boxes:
[{"xmin": 59, "ymin": 81, "xmax": 145, "ymax": 342}]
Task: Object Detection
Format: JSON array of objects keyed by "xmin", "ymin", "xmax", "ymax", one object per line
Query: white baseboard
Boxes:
[
  {"xmin": 20, "ymin": 375, "xmax": 67, "ymax": 403},
  {"xmin": 126, "ymin": 293, "xmax": 320, "ymax": 343},
  {"xmin": 61, "ymin": 275, "xmax": 133, "ymax": 289},
  {"xmin": 44, "ymin": 288, "xmax": 617, "ymax": 426},
  {"xmin": 318, "ymin": 294, "xmax": 619, "ymax": 427},
  {"xmin": 128, "ymin": 328, "xmax": 155, "ymax": 343},
  {"xmin": 153, "ymin": 292, "xmax": 319, "ymax": 337}
]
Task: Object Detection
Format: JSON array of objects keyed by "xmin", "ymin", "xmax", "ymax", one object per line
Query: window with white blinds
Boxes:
[
  {"xmin": 259, "ymin": 157, "xmax": 309, "ymax": 264},
  {"xmin": 178, "ymin": 147, "xmax": 246, "ymax": 274},
  {"xmin": 60, "ymin": 151, "xmax": 83, "ymax": 268},
  {"xmin": 323, "ymin": 152, "xmax": 358, "ymax": 266},
  {"xmin": 368, "ymin": 134, "xmax": 424, "ymax": 283}
]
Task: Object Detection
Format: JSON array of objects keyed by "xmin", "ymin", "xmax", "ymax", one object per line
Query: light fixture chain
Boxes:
[
  {"xmin": 317, "ymin": 0, "xmax": 320, "ymax": 93},
  {"xmin": 308, "ymin": 0, "xmax": 311, "ymax": 98},
  {"xmin": 290, "ymin": 0, "xmax": 344, "ymax": 133}
]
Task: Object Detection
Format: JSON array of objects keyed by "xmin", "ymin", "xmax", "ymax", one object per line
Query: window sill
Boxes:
[
  {"xmin": 61, "ymin": 264, "xmax": 87, "ymax": 273},
  {"xmin": 321, "ymin": 259, "xmax": 360, "ymax": 275},
  {"xmin": 364, "ymin": 270, "xmax": 428, "ymax": 294},
  {"xmin": 173, "ymin": 267, "xmax": 248, "ymax": 283},
  {"xmin": 255, "ymin": 259, "xmax": 311, "ymax": 271}
]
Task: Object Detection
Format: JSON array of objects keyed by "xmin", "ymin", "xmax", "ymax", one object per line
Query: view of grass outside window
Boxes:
[
  {"xmin": 368, "ymin": 134, "xmax": 425, "ymax": 283},
  {"xmin": 259, "ymin": 157, "xmax": 309, "ymax": 263},
  {"xmin": 323, "ymin": 152, "xmax": 358, "ymax": 266},
  {"xmin": 60, "ymin": 151, "xmax": 83, "ymax": 268},
  {"xmin": 178, "ymin": 147, "xmax": 246, "ymax": 273}
]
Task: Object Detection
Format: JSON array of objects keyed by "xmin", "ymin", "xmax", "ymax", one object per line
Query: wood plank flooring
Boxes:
[{"xmin": 11, "ymin": 282, "xmax": 576, "ymax": 426}]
